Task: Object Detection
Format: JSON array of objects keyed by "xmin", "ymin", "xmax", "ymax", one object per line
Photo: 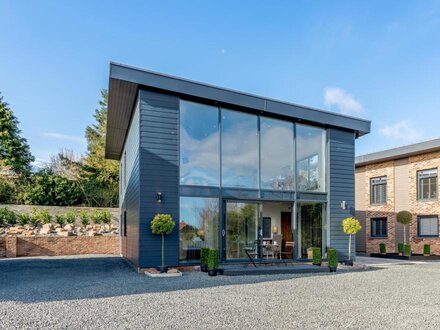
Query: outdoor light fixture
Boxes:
[
  {"xmin": 156, "ymin": 192, "xmax": 163, "ymax": 203},
  {"xmin": 340, "ymin": 201, "xmax": 347, "ymax": 210},
  {"xmin": 272, "ymin": 225, "xmax": 278, "ymax": 234}
]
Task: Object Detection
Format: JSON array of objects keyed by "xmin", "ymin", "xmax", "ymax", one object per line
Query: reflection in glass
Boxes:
[
  {"xmin": 179, "ymin": 197, "xmax": 219, "ymax": 263},
  {"xmin": 180, "ymin": 101, "xmax": 220, "ymax": 186},
  {"xmin": 297, "ymin": 202, "xmax": 326, "ymax": 258},
  {"xmin": 226, "ymin": 202, "xmax": 258, "ymax": 259},
  {"xmin": 260, "ymin": 117, "xmax": 294, "ymax": 190},
  {"xmin": 296, "ymin": 124, "xmax": 326, "ymax": 192},
  {"xmin": 221, "ymin": 109, "xmax": 259, "ymax": 189}
]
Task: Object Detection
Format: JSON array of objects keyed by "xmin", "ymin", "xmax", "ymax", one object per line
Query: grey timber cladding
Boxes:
[
  {"xmin": 329, "ymin": 128, "xmax": 356, "ymax": 260},
  {"xmin": 138, "ymin": 89, "xmax": 180, "ymax": 268},
  {"xmin": 119, "ymin": 100, "xmax": 141, "ymax": 266}
]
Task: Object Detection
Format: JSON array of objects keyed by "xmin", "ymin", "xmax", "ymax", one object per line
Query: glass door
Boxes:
[
  {"xmin": 297, "ymin": 202, "xmax": 326, "ymax": 258},
  {"xmin": 224, "ymin": 201, "xmax": 259, "ymax": 260}
]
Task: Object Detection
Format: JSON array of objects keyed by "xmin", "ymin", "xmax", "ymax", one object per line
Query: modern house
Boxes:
[
  {"xmin": 355, "ymin": 138, "xmax": 440, "ymax": 255},
  {"xmin": 105, "ymin": 62, "xmax": 370, "ymax": 269}
]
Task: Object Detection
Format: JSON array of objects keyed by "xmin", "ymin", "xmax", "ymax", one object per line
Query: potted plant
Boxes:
[
  {"xmin": 396, "ymin": 211, "xmax": 412, "ymax": 245},
  {"xmin": 342, "ymin": 217, "xmax": 362, "ymax": 266},
  {"xmin": 312, "ymin": 247, "xmax": 321, "ymax": 266},
  {"xmin": 207, "ymin": 248, "xmax": 219, "ymax": 277},
  {"xmin": 150, "ymin": 213, "xmax": 175, "ymax": 273},
  {"xmin": 379, "ymin": 243, "xmax": 386, "ymax": 255},
  {"xmin": 397, "ymin": 243, "xmax": 404, "ymax": 256},
  {"xmin": 404, "ymin": 244, "xmax": 411, "ymax": 257},
  {"xmin": 327, "ymin": 248, "xmax": 338, "ymax": 272},
  {"xmin": 200, "ymin": 247, "xmax": 210, "ymax": 272},
  {"xmin": 423, "ymin": 244, "xmax": 431, "ymax": 257}
]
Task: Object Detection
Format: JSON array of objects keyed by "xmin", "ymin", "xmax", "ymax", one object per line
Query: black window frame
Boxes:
[
  {"xmin": 370, "ymin": 217, "xmax": 388, "ymax": 238},
  {"xmin": 370, "ymin": 176, "xmax": 387, "ymax": 205},
  {"xmin": 417, "ymin": 215, "xmax": 439, "ymax": 238},
  {"xmin": 417, "ymin": 169, "xmax": 438, "ymax": 201}
]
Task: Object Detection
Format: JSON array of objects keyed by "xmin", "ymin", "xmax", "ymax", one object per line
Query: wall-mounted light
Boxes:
[
  {"xmin": 272, "ymin": 225, "xmax": 278, "ymax": 234},
  {"xmin": 340, "ymin": 201, "xmax": 347, "ymax": 210},
  {"xmin": 156, "ymin": 192, "xmax": 163, "ymax": 203}
]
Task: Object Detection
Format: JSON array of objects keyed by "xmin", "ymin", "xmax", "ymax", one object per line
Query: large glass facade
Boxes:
[
  {"xmin": 180, "ymin": 101, "xmax": 220, "ymax": 186},
  {"xmin": 260, "ymin": 117, "xmax": 294, "ymax": 190},
  {"xmin": 297, "ymin": 202, "xmax": 327, "ymax": 258},
  {"xmin": 296, "ymin": 124, "xmax": 326, "ymax": 192},
  {"xmin": 179, "ymin": 197, "xmax": 219, "ymax": 263},
  {"xmin": 221, "ymin": 109, "xmax": 259, "ymax": 189}
]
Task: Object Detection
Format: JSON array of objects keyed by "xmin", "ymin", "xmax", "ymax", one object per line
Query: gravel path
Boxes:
[{"xmin": 1, "ymin": 256, "xmax": 440, "ymax": 329}]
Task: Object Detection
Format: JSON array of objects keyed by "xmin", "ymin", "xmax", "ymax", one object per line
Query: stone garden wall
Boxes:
[{"xmin": 0, "ymin": 205, "xmax": 120, "ymax": 258}]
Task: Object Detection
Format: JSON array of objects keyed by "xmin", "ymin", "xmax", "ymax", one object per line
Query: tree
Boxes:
[
  {"xmin": 397, "ymin": 211, "xmax": 412, "ymax": 245},
  {"xmin": 342, "ymin": 217, "xmax": 362, "ymax": 261},
  {"xmin": 0, "ymin": 93, "xmax": 34, "ymax": 175},
  {"xmin": 82, "ymin": 90, "xmax": 119, "ymax": 207},
  {"xmin": 151, "ymin": 214, "xmax": 175, "ymax": 272}
]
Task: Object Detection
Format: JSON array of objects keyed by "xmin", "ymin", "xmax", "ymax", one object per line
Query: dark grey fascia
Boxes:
[
  {"xmin": 106, "ymin": 62, "xmax": 371, "ymax": 160},
  {"xmin": 356, "ymin": 138, "xmax": 440, "ymax": 166}
]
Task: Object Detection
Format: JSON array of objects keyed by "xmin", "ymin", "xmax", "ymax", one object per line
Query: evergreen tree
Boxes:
[
  {"xmin": 82, "ymin": 89, "xmax": 119, "ymax": 206},
  {"xmin": 0, "ymin": 93, "xmax": 34, "ymax": 175}
]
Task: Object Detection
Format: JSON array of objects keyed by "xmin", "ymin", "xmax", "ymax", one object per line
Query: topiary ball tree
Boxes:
[
  {"xmin": 396, "ymin": 211, "xmax": 412, "ymax": 245},
  {"xmin": 151, "ymin": 214, "xmax": 175, "ymax": 270},
  {"xmin": 342, "ymin": 217, "xmax": 362, "ymax": 261}
]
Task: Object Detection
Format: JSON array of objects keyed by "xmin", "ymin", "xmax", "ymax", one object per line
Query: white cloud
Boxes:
[
  {"xmin": 324, "ymin": 87, "xmax": 363, "ymax": 116},
  {"xmin": 43, "ymin": 132, "xmax": 86, "ymax": 143},
  {"xmin": 379, "ymin": 120, "xmax": 422, "ymax": 142}
]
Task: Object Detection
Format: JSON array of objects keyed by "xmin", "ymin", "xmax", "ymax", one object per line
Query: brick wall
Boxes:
[
  {"xmin": 364, "ymin": 161, "xmax": 397, "ymax": 254},
  {"xmin": 356, "ymin": 150, "xmax": 440, "ymax": 255},
  {"xmin": 0, "ymin": 237, "xmax": 5, "ymax": 257},
  {"xmin": 408, "ymin": 151, "xmax": 440, "ymax": 255},
  {"xmin": 1, "ymin": 236, "xmax": 118, "ymax": 257}
]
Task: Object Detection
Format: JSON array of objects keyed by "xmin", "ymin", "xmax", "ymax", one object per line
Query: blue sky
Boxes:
[{"xmin": 1, "ymin": 1, "xmax": 440, "ymax": 165}]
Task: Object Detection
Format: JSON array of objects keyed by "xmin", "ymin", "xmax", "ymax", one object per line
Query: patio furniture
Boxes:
[
  {"xmin": 272, "ymin": 234, "xmax": 283, "ymax": 260},
  {"xmin": 281, "ymin": 241, "xmax": 295, "ymax": 259},
  {"xmin": 244, "ymin": 246, "xmax": 258, "ymax": 268}
]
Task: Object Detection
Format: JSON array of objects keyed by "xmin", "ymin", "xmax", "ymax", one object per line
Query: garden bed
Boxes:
[{"xmin": 370, "ymin": 253, "xmax": 440, "ymax": 261}]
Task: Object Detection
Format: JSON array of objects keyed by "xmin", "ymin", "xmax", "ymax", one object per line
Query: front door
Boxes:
[
  {"xmin": 281, "ymin": 211, "xmax": 293, "ymax": 258},
  {"xmin": 224, "ymin": 201, "xmax": 259, "ymax": 260}
]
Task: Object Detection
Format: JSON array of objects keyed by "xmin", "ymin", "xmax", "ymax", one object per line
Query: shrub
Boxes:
[
  {"xmin": 379, "ymin": 243, "xmax": 386, "ymax": 254},
  {"xmin": 0, "ymin": 207, "xmax": 16, "ymax": 226},
  {"xmin": 200, "ymin": 247, "xmax": 210, "ymax": 268},
  {"xmin": 18, "ymin": 213, "xmax": 30, "ymax": 226},
  {"xmin": 398, "ymin": 243, "xmax": 404, "ymax": 254},
  {"xmin": 312, "ymin": 247, "xmax": 321, "ymax": 265},
  {"xmin": 327, "ymin": 248, "xmax": 338, "ymax": 268},
  {"xmin": 90, "ymin": 210, "xmax": 102, "ymax": 224},
  {"xmin": 55, "ymin": 214, "xmax": 66, "ymax": 226},
  {"xmin": 151, "ymin": 214, "xmax": 175, "ymax": 269},
  {"xmin": 79, "ymin": 211, "xmax": 89, "ymax": 226},
  {"xmin": 404, "ymin": 244, "xmax": 411, "ymax": 256},
  {"xmin": 65, "ymin": 211, "xmax": 76, "ymax": 224},
  {"xmin": 397, "ymin": 211, "xmax": 412, "ymax": 244},
  {"xmin": 207, "ymin": 248, "xmax": 219, "ymax": 270},
  {"xmin": 342, "ymin": 217, "xmax": 362, "ymax": 261},
  {"xmin": 424, "ymin": 244, "xmax": 431, "ymax": 256},
  {"xmin": 30, "ymin": 208, "xmax": 51, "ymax": 225},
  {"xmin": 101, "ymin": 210, "xmax": 111, "ymax": 224}
]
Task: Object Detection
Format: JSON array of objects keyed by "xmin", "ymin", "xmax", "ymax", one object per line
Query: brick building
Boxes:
[{"xmin": 356, "ymin": 139, "xmax": 440, "ymax": 255}]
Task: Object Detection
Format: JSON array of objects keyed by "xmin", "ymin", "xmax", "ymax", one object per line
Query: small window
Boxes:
[
  {"xmin": 123, "ymin": 211, "xmax": 127, "ymax": 237},
  {"xmin": 124, "ymin": 151, "xmax": 127, "ymax": 189},
  {"xmin": 371, "ymin": 217, "xmax": 387, "ymax": 238},
  {"xmin": 418, "ymin": 169, "xmax": 437, "ymax": 200},
  {"xmin": 417, "ymin": 216, "xmax": 438, "ymax": 237},
  {"xmin": 370, "ymin": 176, "xmax": 387, "ymax": 205}
]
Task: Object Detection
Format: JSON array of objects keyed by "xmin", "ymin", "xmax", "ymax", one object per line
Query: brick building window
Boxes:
[
  {"xmin": 417, "ymin": 169, "xmax": 437, "ymax": 200},
  {"xmin": 371, "ymin": 217, "xmax": 387, "ymax": 238},
  {"xmin": 417, "ymin": 216, "xmax": 438, "ymax": 238},
  {"xmin": 370, "ymin": 176, "xmax": 387, "ymax": 205}
]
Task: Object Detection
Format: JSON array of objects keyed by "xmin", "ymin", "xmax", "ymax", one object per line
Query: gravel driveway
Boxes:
[{"xmin": 1, "ymin": 255, "xmax": 440, "ymax": 329}]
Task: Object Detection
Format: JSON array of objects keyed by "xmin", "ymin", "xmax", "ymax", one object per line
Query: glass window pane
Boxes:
[
  {"xmin": 260, "ymin": 117, "xmax": 294, "ymax": 191},
  {"xmin": 179, "ymin": 197, "xmax": 219, "ymax": 263},
  {"xmin": 180, "ymin": 101, "xmax": 220, "ymax": 186},
  {"xmin": 296, "ymin": 124, "xmax": 326, "ymax": 192},
  {"xmin": 430, "ymin": 177, "xmax": 437, "ymax": 199},
  {"xmin": 221, "ymin": 109, "xmax": 259, "ymax": 189},
  {"xmin": 419, "ymin": 217, "xmax": 438, "ymax": 237}
]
